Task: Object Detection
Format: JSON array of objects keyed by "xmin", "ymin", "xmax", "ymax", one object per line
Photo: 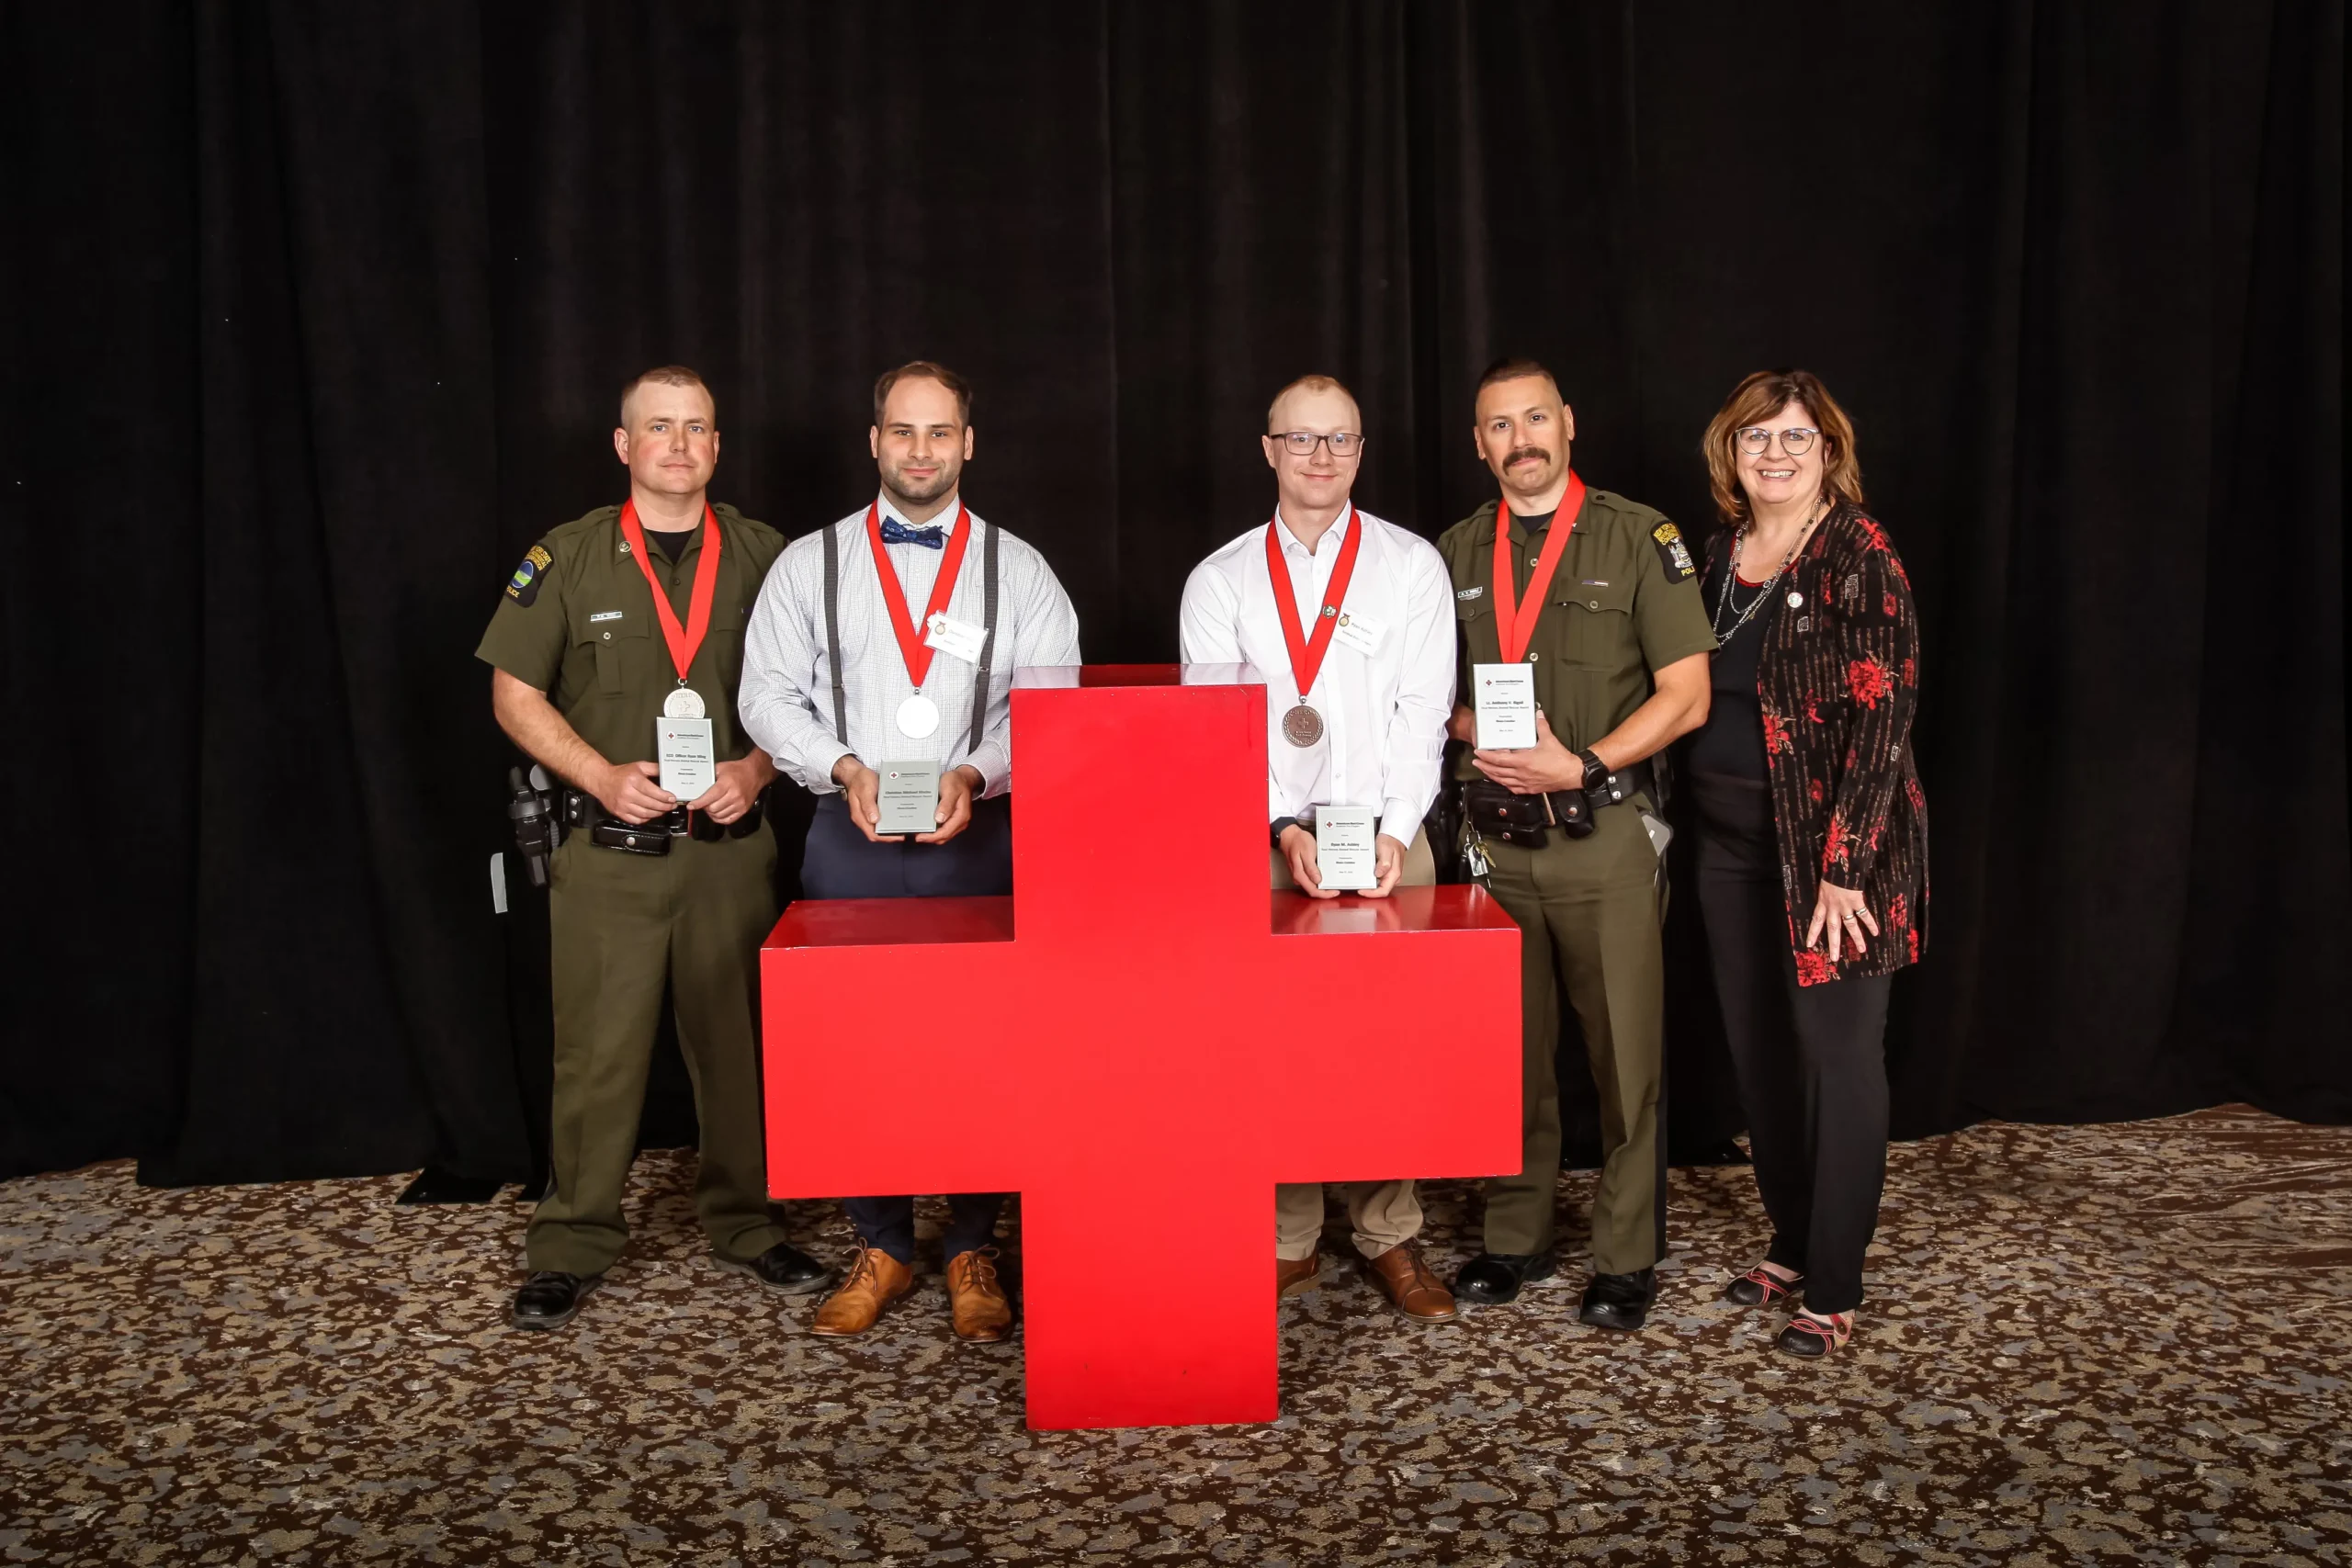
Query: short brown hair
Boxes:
[
  {"xmin": 1474, "ymin": 356, "xmax": 1560, "ymax": 401},
  {"xmin": 873, "ymin": 361, "xmax": 972, "ymax": 428},
  {"xmin": 618, "ymin": 365, "xmax": 714, "ymax": 426},
  {"xmin": 1701, "ymin": 368, "xmax": 1865, "ymax": 525},
  {"xmin": 1265, "ymin": 373, "xmax": 1359, "ymax": 429}
]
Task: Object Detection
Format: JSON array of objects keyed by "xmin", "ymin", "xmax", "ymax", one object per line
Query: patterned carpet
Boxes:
[{"xmin": 3, "ymin": 1107, "xmax": 2348, "ymax": 1566}]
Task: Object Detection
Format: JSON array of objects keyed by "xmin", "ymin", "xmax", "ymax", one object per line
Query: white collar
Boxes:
[{"xmin": 1272, "ymin": 502, "xmax": 1354, "ymax": 558}]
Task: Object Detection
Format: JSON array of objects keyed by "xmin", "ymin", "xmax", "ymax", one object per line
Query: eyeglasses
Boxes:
[
  {"xmin": 1736, "ymin": 425, "xmax": 1819, "ymax": 457},
  {"xmin": 1275, "ymin": 431, "xmax": 1365, "ymax": 457}
]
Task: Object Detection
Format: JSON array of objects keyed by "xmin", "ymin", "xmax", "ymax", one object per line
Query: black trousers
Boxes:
[
  {"xmin": 800, "ymin": 793, "xmax": 1012, "ymax": 1265},
  {"xmin": 1690, "ymin": 772, "xmax": 1892, "ymax": 1315}
]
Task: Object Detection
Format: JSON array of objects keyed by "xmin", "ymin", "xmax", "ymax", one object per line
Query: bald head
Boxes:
[{"xmin": 1266, "ymin": 374, "xmax": 1362, "ymax": 435}]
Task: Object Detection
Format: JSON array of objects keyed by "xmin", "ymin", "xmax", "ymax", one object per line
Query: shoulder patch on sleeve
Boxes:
[
  {"xmin": 1651, "ymin": 522, "xmax": 1695, "ymax": 582},
  {"xmin": 505, "ymin": 543, "xmax": 554, "ymax": 606}
]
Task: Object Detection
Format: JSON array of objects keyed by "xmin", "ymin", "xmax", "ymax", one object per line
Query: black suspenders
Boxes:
[
  {"xmin": 967, "ymin": 517, "xmax": 1001, "ymax": 754},
  {"xmin": 820, "ymin": 519, "xmax": 850, "ymax": 744},
  {"xmin": 820, "ymin": 514, "xmax": 1001, "ymax": 755}
]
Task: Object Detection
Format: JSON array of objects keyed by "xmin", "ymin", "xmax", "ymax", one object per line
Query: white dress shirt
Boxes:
[
  {"xmin": 740, "ymin": 492, "xmax": 1082, "ymax": 796},
  {"xmin": 1179, "ymin": 504, "xmax": 1454, "ymax": 843}
]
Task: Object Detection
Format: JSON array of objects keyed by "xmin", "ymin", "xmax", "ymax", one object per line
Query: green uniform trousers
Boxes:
[
  {"xmin": 1476, "ymin": 795, "xmax": 1667, "ymax": 1274},
  {"xmin": 528, "ymin": 826, "xmax": 790, "ymax": 1275}
]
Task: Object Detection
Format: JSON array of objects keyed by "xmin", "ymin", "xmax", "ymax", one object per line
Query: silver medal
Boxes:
[
  {"xmin": 662, "ymin": 685, "xmax": 706, "ymax": 719},
  {"xmin": 896, "ymin": 694, "xmax": 941, "ymax": 739}
]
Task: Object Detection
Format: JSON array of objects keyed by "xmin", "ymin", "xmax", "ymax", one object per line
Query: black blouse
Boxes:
[{"xmin": 1691, "ymin": 551, "xmax": 1782, "ymax": 782}]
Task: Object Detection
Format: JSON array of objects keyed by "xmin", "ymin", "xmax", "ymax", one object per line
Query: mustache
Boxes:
[{"xmin": 1505, "ymin": 445, "xmax": 1552, "ymax": 467}]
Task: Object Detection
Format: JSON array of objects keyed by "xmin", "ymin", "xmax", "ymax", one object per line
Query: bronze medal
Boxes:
[{"xmin": 1263, "ymin": 511, "xmax": 1362, "ymax": 755}]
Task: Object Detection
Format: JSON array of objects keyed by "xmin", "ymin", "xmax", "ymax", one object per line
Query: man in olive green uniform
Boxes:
[
  {"xmin": 478, "ymin": 365, "xmax": 831, "ymax": 1329},
  {"xmin": 1439, "ymin": 358, "xmax": 1714, "ymax": 1330}
]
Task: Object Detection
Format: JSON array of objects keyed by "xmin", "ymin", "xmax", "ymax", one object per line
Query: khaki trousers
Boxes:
[
  {"xmin": 529, "ymin": 827, "xmax": 789, "ymax": 1275},
  {"xmin": 1272, "ymin": 824, "xmax": 1436, "ymax": 1261},
  {"xmin": 1475, "ymin": 798, "xmax": 1667, "ymax": 1274}
]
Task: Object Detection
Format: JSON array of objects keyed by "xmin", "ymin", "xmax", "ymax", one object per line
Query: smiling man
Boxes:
[
  {"xmin": 1437, "ymin": 357, "xmax": 1715, "ymax": 1331},
  {"xmin": 479, "ymin": 365, "xmax": 832, "ymax": 1332},
  {"xmin": 739, "ymin": 360, "xmax": 1080, "ymax": 1343},
  {"xmin": 1178, "ymin": 373, "xmax": 1458, "ymax": 1322}
]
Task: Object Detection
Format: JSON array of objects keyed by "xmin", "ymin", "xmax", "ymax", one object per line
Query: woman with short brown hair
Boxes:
[{"xmin": 1687, "ymin": 368, "xmax": 1928, "ymax": 1357}]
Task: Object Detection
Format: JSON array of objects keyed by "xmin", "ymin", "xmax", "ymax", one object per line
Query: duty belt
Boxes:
[
  {"xmin": 560, "ymin": 786, "xmax": 765, "ymax": 855},
  {"xmin": 1462, "ymin": 757, "xmax": 1656, "ymax": 852},
  {"xmin": 1581, "ymin": 756, "xmax": 1656, "ymax": 811}
]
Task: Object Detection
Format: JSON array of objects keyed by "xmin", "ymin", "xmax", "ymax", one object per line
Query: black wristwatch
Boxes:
[
  {"xmin": 1270, "ymin": 816, "xmax": 1306, "ymax": 847},
  {"xmin": 1576, "ymin": 748, "xmax": 1616, "ymax": 797}
]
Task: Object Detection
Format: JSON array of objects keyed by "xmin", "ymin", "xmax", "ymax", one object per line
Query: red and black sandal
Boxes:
[
  {"xmin": 1722, "ymin": 1263, "xmax": 1803, "ymax": 1308},
  {"xmin": 1775, "ymin": 1308, "xmax": 1852, "ymax": 1358}
]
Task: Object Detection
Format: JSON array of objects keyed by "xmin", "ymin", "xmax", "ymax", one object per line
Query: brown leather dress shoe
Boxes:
[
  {"xmin": 1364, "ymin": 1243, "xmax": 1458, "ymax": 1322},
  {"xmin": 945, "ymin": 1247, "xmax": 1012, "ymax": 1342},
  {"xmin": 809, "ymin": 1247, "xmax": 913, "ymax": 1337},
  {"xmin": 1276, "ymin": 1251, "xmax": 1324, "ymax": 1299}
]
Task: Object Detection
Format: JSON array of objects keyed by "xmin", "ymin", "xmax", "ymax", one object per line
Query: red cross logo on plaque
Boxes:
[{"xmin": 762, "ymin": 664, "xmax": 1521, "ymax": 1429}]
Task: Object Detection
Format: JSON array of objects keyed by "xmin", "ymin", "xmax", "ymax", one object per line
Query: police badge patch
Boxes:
[
  {"xmin": 1651, "ymin": 522, "xmax": 1695, "ymax": 582},
  {"xmin": 506, "ymin": 544, "xmax": 553, "ymax": 606}
]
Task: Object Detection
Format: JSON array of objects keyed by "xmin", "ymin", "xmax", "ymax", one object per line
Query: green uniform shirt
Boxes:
[
  {"xmin": 475, "ymin": 503, "xmax": 785, "ymax": 766},
  {"xmin": 1437, "ymin": 488, "xmax": 1715, "ymax": 773}
]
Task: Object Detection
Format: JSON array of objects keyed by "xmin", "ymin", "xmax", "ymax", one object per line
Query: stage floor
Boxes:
[{"xmin": 3, "ymin": 1108, "xmax": 2347, "ymax": 1565}]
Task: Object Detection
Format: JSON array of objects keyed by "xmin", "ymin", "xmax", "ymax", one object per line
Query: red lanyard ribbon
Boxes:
[
  {"xmin": 1263, "ymin": 506, "xmax": 1364, "ymax": 700},
  {"xmin": 618, "ymin": 500, "xmax": 723, "ymax": 685},
  {"xmin": 1490, "ymin": 471, "xmax": 1586, "ymax": 663},
  {"xmin": 865, "ymin": 499, "xmax": 973, "ymax": 692}
]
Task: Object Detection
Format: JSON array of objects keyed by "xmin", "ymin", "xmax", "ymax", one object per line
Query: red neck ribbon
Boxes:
[
  {"xmin": 1263, "ymin": 505, "xmax": 1364, "ymax": 701},
  {"xmin": 617, "ymin": 500, "xmax": 723, "ymax": 684},
  {"xmin": 1490, "ymin": 470, "xmax": 1586, "ymax": 664},
  {"xmin": 865, "ymin": 499, "xmax": 974, "ymax": 692}
]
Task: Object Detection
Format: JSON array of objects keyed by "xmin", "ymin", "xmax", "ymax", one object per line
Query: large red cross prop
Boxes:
[{"xmin": 762, "ymin": 665, "xmax": 1521, "ymax": 1429}]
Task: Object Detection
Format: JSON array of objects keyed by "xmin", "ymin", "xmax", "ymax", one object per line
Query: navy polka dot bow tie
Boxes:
[{"xmin": 878, "ymin": 517, "xmax": 947, "ymax": 549}]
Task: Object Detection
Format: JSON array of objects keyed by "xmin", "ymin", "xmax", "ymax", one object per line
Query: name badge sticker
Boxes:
[
  {"xmin": 923, "ymin": 610, "xmax": 989, "ymax": 665},
  {"xmin": 1330, "ymin": 609, "xmax": 1387, "ymax": 657}
]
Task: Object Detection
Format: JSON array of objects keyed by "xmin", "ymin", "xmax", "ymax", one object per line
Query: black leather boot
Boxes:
[
  {"xmin": 1451, "ymin": 1248, "xmax": 1557, "ymax": 1304},
  {"xmin": 720, "ymin": 1242, "xmax": 837, "ymax": 1295},
  {"xmin": 1577, "ymin": 1267, "xmax": 1657, "ymax": 1331},
  {"xmin": 511, "ymin": 1270, "xmax": 603, "ymax": 1330}
]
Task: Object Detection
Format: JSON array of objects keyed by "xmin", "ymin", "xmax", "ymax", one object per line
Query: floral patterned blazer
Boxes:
[{"xmin": 1707, "ymin": 502, "xmax": 1928, "ymax": 985}]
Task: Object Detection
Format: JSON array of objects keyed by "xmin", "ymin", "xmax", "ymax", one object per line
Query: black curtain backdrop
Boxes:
[{"xmin": 4, "ymin": 3, "xmax": 2342, "ymax": 1185}]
